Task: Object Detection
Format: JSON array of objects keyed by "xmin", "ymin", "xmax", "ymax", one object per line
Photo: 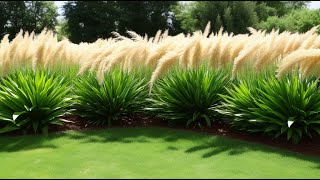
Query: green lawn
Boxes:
[{"xmin": 0, "ymin": 127, "xmax": 319, "ymax": 178}]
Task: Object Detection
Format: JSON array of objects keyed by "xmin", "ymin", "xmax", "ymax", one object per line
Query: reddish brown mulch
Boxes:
[{"xmin": 3, "ymin": 113, "xmax": 320, "ymax": 157}]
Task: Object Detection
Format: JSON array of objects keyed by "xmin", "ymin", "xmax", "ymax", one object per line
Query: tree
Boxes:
[
  {"xmin": 173, "ymin": 1, "xmax": 310, "ymax": 34},
  {"xmin": 0, "ymin": 1, "xmax": 58, "ymax": 39},
  {"xmin": 56, "ymin": 19, "xmax": 70, "ymax": 41},
  {"xmin": 171, "ymin": 2, "xmax": 198, "ymax": 33},
  {"xmin": 215, "ymin": 15, "xmax": 222, "ymax": 32},
  {"xmin": 223, "ymin": 7, "xmax": 233, "ymax": 32},
  {"xmin": 255, "ymin": 2, "xmax": 278, "ymax": 22},
  {"xmin": 1, "ymin": 1, "xmax": 29, "ymax": 38},
  {"xmin": 231, "ymin": 1, "xmax": 259, "ymax": 34},
  {"xmin": 286, "ymin": 1, "xmax": 310, "ymax": 9},
  {"xmin": 256, "ymin": 1, "xmax": 310, "ymax": 17},
  {"xmin": 63, "ymin": 1, "xmax": 179, "ymax": 43},
  {"xmin": 257, "ymin": 8, "xmax": 320, "ymax": 33},
  {"xmin": 0, "ymin": 2, "xmax": 8, "ymax": 37},
  {"xmin": 63, "ymin": 1, "xmax": 119, "ymax": 43},
  {"xmin": 24, "ymin": 1, "xmax": 58, "ymax": 34},
  {"xmin": 173, "ymin": 1, "xmax": 258, "ymax": 34},
  {"xmin": 116, "ymin": 1, "xmax": 179, "ymax": 36}
]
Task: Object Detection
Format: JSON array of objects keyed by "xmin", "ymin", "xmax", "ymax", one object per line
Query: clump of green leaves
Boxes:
[
  {"xmin": 73, "ymin": 69, "xmax": 148, "ymax": 126},
  {"xmin": 147, "ymin": 67, "xmax": 230, "ymax": 127},
  {"xmin": 0, "ymin": 69, "xmax": 72, "ymax": 135},
  {"xmin": 217, "ymin": 74, "xmax": 320, "ymax": 144}
]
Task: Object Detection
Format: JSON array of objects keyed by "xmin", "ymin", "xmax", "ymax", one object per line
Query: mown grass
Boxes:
[{"xmin": 0, "ymin": 128, "xmax": 319, "ymax": 178}]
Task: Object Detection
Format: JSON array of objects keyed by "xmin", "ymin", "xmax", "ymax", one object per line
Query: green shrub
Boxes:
[
  {"xmin": 72, "ymin": 70, "xmax": 148, "ymax": 126},
  {"xmin": 257, "ymin": 9, "xmax": 320, "ymax": 33},
  {"xmin": 217, "ymin": 74, "xmax": 320, "ymax": 144},
  {"xmin": 147, "ymin": 67, "xmax": 230, "ymax": 127},
  {"xmin": 0, "ymin": 69, "xmax": 72, "ymax": 135}
]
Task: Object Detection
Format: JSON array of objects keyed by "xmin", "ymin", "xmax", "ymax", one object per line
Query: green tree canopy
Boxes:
[
  {"xmin": 63, "ymin": 1, "xmax": 119, "ymax": 43},
  {"xmin": 116, "ymin": 1, "xmax": 180, "ymax": 36},
  {"xmin": 63, "ymin": 1, "xmax": 179, "ymax": 43},
  {"xmin": 256, "ymin": 1, "xmax": 310, "ymax": 16},
  {"xmin": 172, "ymin": 1, "xmax": 310, "ymax": 34},
  {"xmin": 173, "ymin": 1, "xmax": 259, "ymax": 34},
  {"xmin": 0, "ymin": 1, "xmax": 58, "ymax": 39},
  {"xmin": 257, "ymin": 8, "xmax": 320, "ymax": 33}
]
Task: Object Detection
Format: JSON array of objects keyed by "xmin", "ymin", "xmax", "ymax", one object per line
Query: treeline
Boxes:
[
  {"xmin": 0, "ymin": 1, "xmax": 57, "ymax": 39},
  {"xmin": 62, "ymin": 1, "xmax": 181, "ymax": 43},
  {"xmin": 1, "ymin": 1, "xmax": 318, "ymax": 43}
]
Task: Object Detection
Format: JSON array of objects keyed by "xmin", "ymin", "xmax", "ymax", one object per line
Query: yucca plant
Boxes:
[
  {"xmin": 0, "ymin": 69, "xmax": 72, "ymax": 135},
  {"xmin": 217, "ymin": 74, "xmax": 320, "ymax": 144},
  {"xmin": 147, "ymin": 66, "xmax": 230, "ymax": 127},
  {"xmin": 72, "ymin": 69, "xmax": 148, "ymax": 126}
]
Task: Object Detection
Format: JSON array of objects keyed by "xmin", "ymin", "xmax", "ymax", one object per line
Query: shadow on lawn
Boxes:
[
  {"xmin": 64, "ymin": 127, "xmax": 320, "ymax": 169},
  {"xmin": 0, "ymin": 127, "xmax": 184, "ymax": 153},
  {"xmin": 0, "ymin": 127, "xmax": 320, "ymax": 169},
  {"xmin": 64, "ymin": 127, "xmax": 190, "ymax": 144},
  {"xmin": 185, "ymin": 137, "xmax": 249, "ymax": 158},
  {"xmin": 184, "ymin": 135, "xmax": 320, "ymax": 169},
  {"xmin": 0, "ymin": 135, "xmax": 58, "ymax": 152}
]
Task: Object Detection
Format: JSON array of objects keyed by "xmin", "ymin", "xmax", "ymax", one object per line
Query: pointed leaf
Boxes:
[{"xmin": 13, "ymin": 111, "xmax": 27, "ymax": 121}]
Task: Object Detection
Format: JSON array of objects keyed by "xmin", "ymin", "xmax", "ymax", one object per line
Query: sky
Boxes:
[
  {"xmin": 54, "ymin": 1, "xmax": 66, "ymax": 20},
  {"xmin": 54, "ymin": 1, "xmax": 320, "ymax": 19},
  {"xmin": 309, "ymin": 1, "xmax": 320, "ymax": 9}
]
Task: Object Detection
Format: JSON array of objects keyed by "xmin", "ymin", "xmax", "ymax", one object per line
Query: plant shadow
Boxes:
[
  {"xmin": 184, "ymin": 135, "xmax": 320, "ymax": 169},
  {"xmin": 64, "ymin": 127, "xmax": 192, "ymax": 144},
  {"xmin": 0, "ymin": 127, "xmax": 183, "ymax": 153},
  {"xmin": 65, "ymin": 127, "xmax": 320, "ymax": 169},
  {"xmin": 0, "ymin": 127, "xmax": 320, "ymax": 170},
  {"xmin": 185, "ymin": 136, "xmax": 252, "ymax": 158},
  {"xmin": 0, "ymin": 134, "xmax": 58, "ymax": 152}
]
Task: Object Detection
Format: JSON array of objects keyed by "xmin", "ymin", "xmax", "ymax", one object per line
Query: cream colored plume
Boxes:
[{"xmin": 277, "ymin": 49, "xmax": 320, "ymax": 77}]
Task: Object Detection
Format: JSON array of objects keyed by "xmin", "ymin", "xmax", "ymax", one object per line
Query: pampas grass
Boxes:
[
  {"xmin": 277, "ymin": 49, "xmax": 320, "ymax": 77},
  {"xmin": 1, "ymin": 23, "xmax": 320, "ymax": 89}
]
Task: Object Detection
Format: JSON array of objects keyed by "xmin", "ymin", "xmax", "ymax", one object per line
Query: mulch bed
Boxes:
[{"xmin": 2, "ymin": 113, "xmax": 320, "ymax": 157}]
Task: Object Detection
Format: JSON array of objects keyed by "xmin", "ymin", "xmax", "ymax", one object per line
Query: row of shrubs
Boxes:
[{"xmin": 1, "ymin": 67, "xmax": 320, "ymax": 144}]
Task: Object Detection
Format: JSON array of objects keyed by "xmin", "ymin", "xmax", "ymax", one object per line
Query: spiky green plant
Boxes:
[
  {"xmin": 217, "ymin": 74, "xmax": 320, "ymax": 144},
  {"xmin": 147, "ymin": 67, "xmax": 230, "ymax": 127},
  {"xmin": 0, "ymin": 69, "xmax": 72, "ymax": 135},
  {"xmin": 72, "ymin": 69, "xmax": 148, "ymax": 126}
]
